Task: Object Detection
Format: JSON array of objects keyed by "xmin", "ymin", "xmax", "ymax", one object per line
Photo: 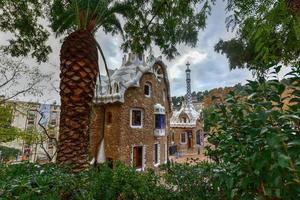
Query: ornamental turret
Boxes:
[{"xmin": 185, "ymin": 61, "xmax": 192, "ymax": 110}]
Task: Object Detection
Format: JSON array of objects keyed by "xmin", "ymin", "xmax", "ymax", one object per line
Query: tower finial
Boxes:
[
  {"xmin": 185, "ymin": 60, "xmax": 192, "ymax": 109},
  {"xmin": 186, "ymin": 61, "xmax": 190, "ymax": 69}
]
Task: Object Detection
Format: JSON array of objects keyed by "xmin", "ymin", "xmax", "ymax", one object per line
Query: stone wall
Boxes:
[
  {"xmin": 119, "ymin": 72, "xmax": 170, "ymax": 168},
  {"xmin": 91, "ymin": 69, "xmax": 171, "ymax": 169}
]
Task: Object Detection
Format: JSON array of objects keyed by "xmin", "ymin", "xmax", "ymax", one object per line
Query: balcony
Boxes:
[{"xmin": 154, "ymin": 129, "xmax": 165, "ymax": 137}]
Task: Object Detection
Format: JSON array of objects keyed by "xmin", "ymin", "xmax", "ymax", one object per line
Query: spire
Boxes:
[{"xmin": 185, "ymin": 61, "xmax": 192, "ymax": 109}]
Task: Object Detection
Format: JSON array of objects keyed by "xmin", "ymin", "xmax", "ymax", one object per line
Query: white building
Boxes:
[{"xmin": 1, "ymin": 100, "xmax": 60, "ymax": 163}]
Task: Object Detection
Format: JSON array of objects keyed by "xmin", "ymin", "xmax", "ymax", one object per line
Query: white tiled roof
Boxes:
[
  {"xmin": 170, "ymin": 101, "xmax": 201, "ymax": 128},
  {"xmin": 95, "ymin": 54, "xmax": 166, "ymax": 104}
]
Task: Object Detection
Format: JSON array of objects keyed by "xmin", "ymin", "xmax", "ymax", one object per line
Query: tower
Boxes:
[{"xmin": 185, "ymin": 61, "xmax": 192, "ymax": 109}]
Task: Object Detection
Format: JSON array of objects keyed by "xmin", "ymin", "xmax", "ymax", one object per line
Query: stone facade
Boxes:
[
  {"xmin": 91, "ymin": 54, "xmax": 171, "ymax": 170},
  {"xmin": 170, "ymin": 118, "xmax": 203, "ymax": 152}
]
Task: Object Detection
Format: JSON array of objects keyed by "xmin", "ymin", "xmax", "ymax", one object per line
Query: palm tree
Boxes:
[{"xmin": 50, "ymin": 0, "xmax": 126, "ymax": 172}]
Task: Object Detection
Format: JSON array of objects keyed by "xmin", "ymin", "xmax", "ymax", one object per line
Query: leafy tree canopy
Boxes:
[
  {"xmin": 0, "ymin": 0, "xmax": 216, "ymax": 62},
  {"xmin": 215, "ymin": 0, "xmax": 300, "ymax": 75}
]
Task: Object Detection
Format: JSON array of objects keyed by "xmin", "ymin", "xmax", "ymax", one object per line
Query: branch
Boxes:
[
  {"xmin": 142, "ymin": 0, "xmax": 168, "ymax": 31},
  {"xmin": 94, "ymin": 38, "xmax": 111, "ymax": 93},
  {"xmin": 0, "ymin": 82, "xmax": 38, "ymax": 103},
  {"xmin": 35, "ymin": 108, "xmax": 58, "ymax": 162},
  {"xmin": 0, "ymin": 70, "xmax": 18, "ymax": 88}
]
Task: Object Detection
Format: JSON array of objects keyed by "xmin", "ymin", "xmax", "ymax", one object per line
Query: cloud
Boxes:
[
  {"xmin": 167, "ymin": 50, "xmax": 207, "ymax": 80},
  {"xmin": 0, "ymin": 1, "xmax": 256, "ymax": 102}
]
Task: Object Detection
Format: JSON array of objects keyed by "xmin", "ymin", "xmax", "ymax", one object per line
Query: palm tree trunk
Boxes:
[{"xmin": 57, "ymin": 30, "xmax": 98, "ymax": 172}]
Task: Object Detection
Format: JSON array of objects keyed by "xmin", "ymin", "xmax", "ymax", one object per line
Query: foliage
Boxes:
[
  {"xmin": 0, "ymin": 0, "xmax": 217, "ymax": 61},
  {"xmin": 0, "ymin": 0, "xmax": 51, "ymax": 63},
  {"xmin": 215, "ymin": 0, "xmax": 300, "ymax": 75},
  {"xmin": 205, "ymin": 68, "xmax": 300, "ymax": 199},
  {"xmin": 0, "ymin": 162, "xmax": 171, "ymax": 200},
  {"xmin": 161, "ymin": 161, "xmax": 225, "ymax": 200},
  {"xmin": 0, "ymin": 104, "xmax": 40, "ymax": 145},
  {"xmin": 0, "ymin": 146, "xmax": 21, "ymax": 162},
  {"xmin": 0, "ymin": 104, "xmax": 24, "ymax": 143}
]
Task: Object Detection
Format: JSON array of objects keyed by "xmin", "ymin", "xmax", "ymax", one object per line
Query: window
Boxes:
[
  {"xmin": 154, "ymin": 104, "xmax": 165, "ymax": 129},
  {"xmin": 48, "ymin": 138, "xmax": 56, "ymax": 149},
  {"xmin": 155, "ymin": 114, "xmax": 165, "ymax": 129},
  {"xmin": 107, "ymin": 112, "xmax": 112, "ymax": 124},
  {"xmin": 164, "ymin": 143, "xmax": 168, "ymax": 163},
  {"xmin": 154, "ymin": 65, "xmax": 164, "ymax": 82},
  {"xmin": 154, "ymin": 143, "xmax": 160, "ymax": 165},
  {"xmin": 196, "ymin": 130, "xmax": 204, "ymax": 146},
  {"xmin": 172, "ymin": 131, "xmax": 175, "ymax": 142},
  {"xmin": 144, "ymin": 83, "xmax": 151, "ymax": 97},
  {"xmin": 163, "ymin": 90, "xmax": 166, "ymax": 102},
  {"xmin": 181, "ymin": 132, "xmax": 187, "ymax": 144},
  {"xmin": 114, "ymin": 82, "xmax": 119, "ymax": 93},
  {"xmin": 130, "ymin": 109, "xmax": 143, "ymax": 128},
  {"xmin": 27, "ymin": 110, "xmax": 36, "ymax": 127},
  {"xmin": 50, "ymin": 111, "xmax": 58, "ymax": 126},
  {"xmin": 133, "ymin": 146, "xmax": 143, "ymax": 169}
]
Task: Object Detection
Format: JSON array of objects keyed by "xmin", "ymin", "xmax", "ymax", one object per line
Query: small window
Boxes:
[
  {"xmin": 48, "ymin": 138, "xmax": 56, "ymax": 149},
  {"xmin": 114, "ymin": 82, "xmax": 119, "ymax": 93},
  {"xmin": 50, "ymin": 111, "xmax": 58, "ymax": 126},
  {"xmin": 181, "ymin": 132, "xmax": 187, "ymax": 144},
  {"xmin": 144, "ymin": 83, "xmax": 151, "ymax": 97},
  {"xmin": 108, "ymin": 85, "xmax": 112, "ymax": 94},
  {"xmin": 154, "ymin": 143, "xmax": 160, "ymax": 165},
  {"xmin": 27, "ymin": 110, "xmax": 36, "ymax": 126},
  {"xmin": 130, "ymin": 109, "xmax": 143, "ymax": 128},
  {"xmin": 163, "ymin": 89, "xmax": 166, "ymax": 102},
  {"xmin": 172, "ymin": 131, "xmax": 175, "ymax": 142},
  {"xmin": 107, "ymin": 112, "xmax": 112, "ymax": 124}
]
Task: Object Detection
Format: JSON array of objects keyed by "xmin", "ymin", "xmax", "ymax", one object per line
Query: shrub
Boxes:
[
  {"xmin": 205, "ymin": 68, "xmax": 300, "ymax": 199},
  {"xmin": 0, "ymin": 162, "xmax": 171, "ymax": 200}
]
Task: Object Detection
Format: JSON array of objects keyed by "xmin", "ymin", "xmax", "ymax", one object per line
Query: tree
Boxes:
[
  {"xmin": 215, "ymin": 0, "xmax": 300, "ymax": 76},
  {"xmin": 0, "ymin": 53, "xmax": 51, "ymax": 104},
  {"xmin": 0, "ymin": 104, "xmax": 23, "ymax": 143}
]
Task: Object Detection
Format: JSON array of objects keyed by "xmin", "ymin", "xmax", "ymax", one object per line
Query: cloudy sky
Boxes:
[{"xmin": 0, "ymin": 1, "xmax": 256, "ymax": 104}]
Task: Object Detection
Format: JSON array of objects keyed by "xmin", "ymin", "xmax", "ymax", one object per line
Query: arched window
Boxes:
[
  {"xmin": 114, "ymin": 82, "xmax": 119, "ymax": 93},
  {"xmin": 108, "ymin": 85, "xmax": 112, "ymax": 94},
  {"xmin": 144, "ymin": 82, "xmax": 151, "ymax": 97},
  {"xmin": 163, "ymin": 89, "xmax": 166, "ymax": 102},
  {"xmin": 153, "ymin": 65, "xmax": 164, "ymax": 82}
]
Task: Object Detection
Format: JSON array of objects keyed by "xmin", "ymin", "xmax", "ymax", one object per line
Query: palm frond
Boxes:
[
  {"xmin": 94, "ymin": 38, "xmax": 111, "ymax": 93},
  {"xmin": 50, "ymin": 0, "xmax": 128, "ymax": 35}
]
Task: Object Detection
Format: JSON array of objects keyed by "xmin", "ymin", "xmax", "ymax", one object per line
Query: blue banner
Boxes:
[{"xmin": 39, "ymin": 104, "xmax": 51, "ymax": 126}]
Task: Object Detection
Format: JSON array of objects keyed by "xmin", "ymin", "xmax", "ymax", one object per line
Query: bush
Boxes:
[
  {"xmin": 0, "ymin": 146, "xmax": 21, "ymax": 162},
  {"xmin": 204, "ymin": 68, "xmax": 300, "ymax": 199},
  {"xmin": 0, "ymin": 162, "xmax": 172, "ymax": 200}
]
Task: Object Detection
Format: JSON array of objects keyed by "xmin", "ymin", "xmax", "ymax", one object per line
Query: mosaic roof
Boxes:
[{"xmin": 95, "ymin": 53, "xmax": 169, "ymax": 104}]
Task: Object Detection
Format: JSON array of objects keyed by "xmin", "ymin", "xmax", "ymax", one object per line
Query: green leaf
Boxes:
[
  {"xmin": 278, "ymin": 153, "xmax": 289, "ymax": 168},
  {"xmin": 279, "ymin": 115, "xmax": 300, "ymax": 120},
  {"xmin": 287, "ymin": 140, "xmax": 300, "ymax": 148}
]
